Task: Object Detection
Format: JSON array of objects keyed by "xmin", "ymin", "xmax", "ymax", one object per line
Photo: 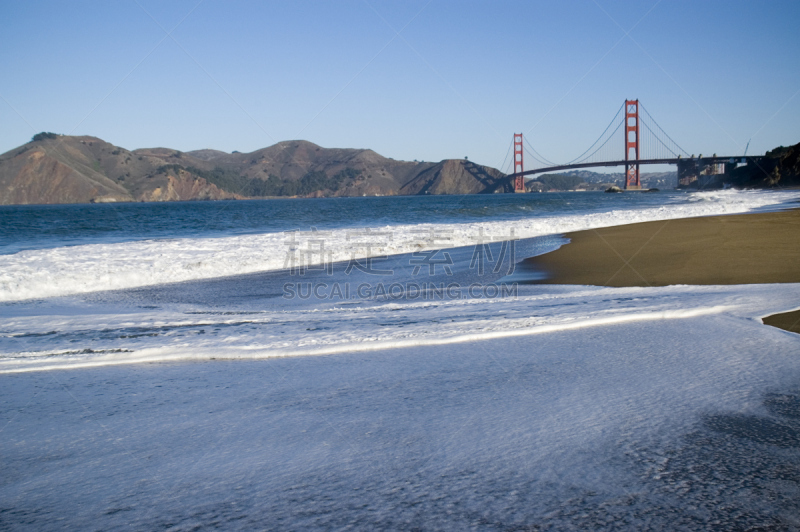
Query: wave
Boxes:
[
  {"xmin": 2, "ymin": 283, "xmax": 797, "ymax": 373},
  {"xmin": 1, "ymin": 190, "xmax": 797, "ymax": 301}
]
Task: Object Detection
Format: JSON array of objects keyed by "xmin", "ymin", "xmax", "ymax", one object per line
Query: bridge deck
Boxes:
[{"xmin": 510, "ymin": 156, "xmax": 764, "ymax": 179}]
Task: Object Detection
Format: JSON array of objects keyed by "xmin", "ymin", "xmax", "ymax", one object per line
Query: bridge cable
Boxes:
[
  {"xmin": 565, "ymin": 101, "xmax": 625, "ymax": 165},
  {"xmin": 642, "ymin": 122, "xmax": 682, "ymax": 159},
  {"xmin": 497, "ymin": 138, "xmax": 514, "ymax": 175},
  {"xmin": 522, "ymin": 144, "xmax": 559, "ymax": 168},
  {"xmin": 640, "ymin": 120, "xmax": 678, "ymax": 158},
  {"xmin": 569, "ymin": 118, "xmax": 624, "ymax": 165},
  {"xmin": 638, "ymin": 104, "xmax": 690, "ymax": 157},
  {"xmin": 522, "ymin": 136, "xmax": 558, "ymax": 167}
]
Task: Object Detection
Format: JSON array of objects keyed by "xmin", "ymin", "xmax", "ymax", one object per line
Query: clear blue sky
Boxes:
[{"xmin": 1, "ymin": 0, "xmax": 798, "ymax": 171}]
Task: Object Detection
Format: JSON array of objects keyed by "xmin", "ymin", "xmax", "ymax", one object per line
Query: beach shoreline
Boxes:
[
  {"xmin": 3, "ymin": 201, "xmax": 800, "ymax": 529},
  {"xmin": 522, "ymin": 207, "xmax": 800, "ymax": 286},
  {"xmin": 521, "ymin": 207, "xmax": 800, "ymax": 333}
]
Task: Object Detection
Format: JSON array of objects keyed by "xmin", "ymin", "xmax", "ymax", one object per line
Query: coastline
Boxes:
[
  {"xmin": 522, "ymin": 207, "xmax": 800, "ymax": 334},
  {"xmin": 522, "ymin": 207, "xmax": 800, "ymax": 287},
  {"xmin": 3, "ymin": 202, "xmax": 800, "ymax": 528},
  {"xmin": 763, "ymin": 309, "xmax": 800, "ymax": 334}
]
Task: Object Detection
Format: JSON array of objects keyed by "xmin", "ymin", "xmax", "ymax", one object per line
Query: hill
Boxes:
[
  {"xmin": 529, "ymin": 170, "xmax": 678, "ymax": 191},
  {"xmin": 400, "ymin": 159, "xmax": 510, "ymax": 195},
  {"xmin": 0, "ymin": 136, "xmax": 233, "ymax": 204},
  {"xmin": 0, "ymin": 135, "xmax": 506, "ymax": 204},
  {"xmin": 727, "ymin": 142, "xmax": 800, "ymax": 188}
]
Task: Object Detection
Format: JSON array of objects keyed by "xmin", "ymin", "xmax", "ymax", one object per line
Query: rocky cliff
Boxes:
[{"xmin": 728, "ymin": 142, "xmax": 800, "ymax": 188}]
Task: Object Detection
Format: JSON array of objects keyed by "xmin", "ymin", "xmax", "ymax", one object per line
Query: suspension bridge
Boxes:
[{"xmin": 503, "ymin": 100, "xmax": 763, "ymax": 191}]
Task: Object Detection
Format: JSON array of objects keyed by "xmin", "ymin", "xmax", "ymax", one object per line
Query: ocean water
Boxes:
[
  {"xmin": 1, "ymin": 190, "xmax": 701, "ymax": 254},
  {"xmin": 1, "ymin": 189, "xmax": 798, "ymax": 302},
  {"xmin": 2, "ymin": 189, "xmax": 800, "ymax": 530}
]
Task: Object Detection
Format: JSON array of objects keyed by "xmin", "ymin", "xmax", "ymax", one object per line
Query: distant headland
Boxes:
[{"xmin": 0, "ymin": 134, "xmax": 797, "ymax": 205}]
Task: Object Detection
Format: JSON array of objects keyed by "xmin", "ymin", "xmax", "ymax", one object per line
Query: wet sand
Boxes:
[
  {"xmin": 523, "ymin": 207, "xmax": 800, "ymax": 333},
  {"xmin": 763, "ymin": 310, "xmax": 800, "ymax": 335},
  {"xmin": 524, "ymin": 208, "xmax": 800, "ymax": 287}
]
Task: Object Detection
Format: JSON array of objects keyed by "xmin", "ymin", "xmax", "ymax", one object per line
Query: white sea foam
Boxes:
[
  {"xmin": 2, "ymin": 248, "xmax": 799, "ymax": 527},
  {"xmin": 4, "ymin": 283, "xmax": 800, "ymax": 529},
  {"xmin": 1, "ymin": 189, "xmax": 797, "ymax": 301},
  {"xmin": 2, "ymin": 283, "xmax": 798, "ymax": 373}
]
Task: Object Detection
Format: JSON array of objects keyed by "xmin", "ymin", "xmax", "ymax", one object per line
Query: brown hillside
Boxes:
[
  {"xmin": 0, "ymin": 137, "xmax": 130, "ymax": 204},
  {"xmin": 400, "ymin": 159, "xmax": 511, "ymax": 195},
  {"xmin": 0, "ymin": 135, "xmax": 507, "ymax": 204}
]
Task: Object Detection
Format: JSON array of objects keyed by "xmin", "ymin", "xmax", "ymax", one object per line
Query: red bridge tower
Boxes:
[
  {"xmin": 513, "ymin": 133, "xmax": 525, "ymax": 193},
  {"xmin": 624, "ymin": 99, "xmax": 641, "ymax": 190}
]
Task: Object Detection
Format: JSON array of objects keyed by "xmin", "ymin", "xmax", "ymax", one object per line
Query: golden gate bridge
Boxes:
[{"xmin": 502, "ymin": 100, "xmax": 763, "ymax": 191}]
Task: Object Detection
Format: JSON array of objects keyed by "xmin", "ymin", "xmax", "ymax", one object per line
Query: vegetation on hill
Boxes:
[
  {"xmin": 32, "ymin": 132, "xmax": 58, "ymax": 142},
  {"xmin": 157, "ymin": 164, "xmax": 361, "ymax": 197},
  {"xmin": 727, "ymin": 142, "xmax": 800, "ymax": 188},
  {"xmin": 533, "ymin": 170, "xmax": 677, "ymax": 190},
  {"xmin": 4, "ymin": 133, "xmax": 641, "ymax": 203},
  {"xmin": 535, "ymin": 174, "xmax": 583, "ymax": 191}
]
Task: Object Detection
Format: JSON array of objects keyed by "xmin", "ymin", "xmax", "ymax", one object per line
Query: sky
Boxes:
[{"xmin": 1, "ymin": 0, "xmax": 799, "ymax": 172}]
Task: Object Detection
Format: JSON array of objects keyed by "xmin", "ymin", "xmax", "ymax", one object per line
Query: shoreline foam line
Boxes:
[
  {"xmin": 2, "ymin": 190, "xmax": 799, "ymax": 302},
  {"xmin": 0, "ymin": 305, "xmax": 730, "ymax": 374}
]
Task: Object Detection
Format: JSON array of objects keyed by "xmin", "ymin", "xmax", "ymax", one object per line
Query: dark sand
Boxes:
[
  {"xmin": 523, "ymin": 207, "xmax": 800, "ymax": 333},
  {"xmin": 525, "ymin": 208, "xmax": 800, "ymax": 287},
  {"xmin": 763, "ymin": 310, "xmax": 800, "ymax": 335}
]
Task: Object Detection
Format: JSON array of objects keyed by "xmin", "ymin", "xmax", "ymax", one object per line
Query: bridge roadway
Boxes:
[{"xmin": 508, "ymin": 156, "xmax": 765, "ymax": 180}]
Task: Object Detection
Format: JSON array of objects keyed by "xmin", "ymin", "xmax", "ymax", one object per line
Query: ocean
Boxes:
[
  {"xmin": 2, "ymin": 189, "xmax": 797, "ymax": 302},
  {"xmin": 2, "ymin": 189, "xmax": 800, "ymax": 530}
]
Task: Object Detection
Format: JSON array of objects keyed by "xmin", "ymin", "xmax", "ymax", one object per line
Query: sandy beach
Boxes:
[
  {"xmin": 763, "ymin": 309, "xmax": 800, "ymax": 334},
  {"xmin": 523, "ymin": 207, "xmax": 800, "ymax": 287},
  {"xmin": 523, "ymin": 207, "xmax": 800, "ymax": 334}
]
